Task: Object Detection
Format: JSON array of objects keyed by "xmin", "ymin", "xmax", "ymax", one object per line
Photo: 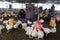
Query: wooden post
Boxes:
[
  {"xmin": 37, "ymin": 3, "xmax": 39, "ymax": 20},
  {"xmin": 37, "ymin": 13, "xmax": 39, "ymax": 20}
]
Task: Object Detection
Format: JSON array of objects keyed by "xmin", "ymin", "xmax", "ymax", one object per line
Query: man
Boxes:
[
  {"xmin": 18, "ymin": 9, "xmax": 26, "ymax": 19},
  {"xmin": 3, "ymin": 12, "xmax": 8, "ymax": 20}
]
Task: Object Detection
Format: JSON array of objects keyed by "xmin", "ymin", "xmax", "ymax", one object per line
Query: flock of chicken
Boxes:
[
  {"xmin": 23, "ymin": 19, "xmax": 57, "ymax": 40},
  {"xmin": 0, "ymin": 17, "xmax": 57, "ymax": 40}
]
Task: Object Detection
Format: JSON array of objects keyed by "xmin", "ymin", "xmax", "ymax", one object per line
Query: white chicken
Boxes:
[
  {"xmin": 42, "ymin": 27, "xmax": 51, "ymax": 36},
  {"xmin": 17, "ymin": 20, "xmax": 22, "ymax": 24},
  {"xmin": 6, "ymin": 23, "xmax": 13, "ymax": 33},
  {"xmin": 38, "ymin": 29, "xmax": 44, "ymax": 40},
  {"xmin": 27, "ymin": 20, "xmax": 32, "ymax": 25},
  {"xmin": 56, "ymin": 16, "xmax": 60, "ymax": 21},
  {"xmin": 25, "ymin": 25, "xmax": 34, "ymax": 38},
  {"xmin": 25, "ymin": 26, "xmax": 33, "ymax": 38},
  {"xmin": 21, "ymin": 23, "xmax": 27, "ymax": 30},
  {"xmin": 15, "ymin": 15, "xmax": 17, "ymax": 17},
  {"xmin": 33, "ymin": 21, "xmax": 36, "ymax": 24},
  {"xmin": 13, "ymin": 23, "xmax": 19, "ymax": 29},
  {"xmin": 31, "ymin": 29, "xmax": 38, "ymax": 38},
  {"xmin": 0, "ymin": 18, "xmax": 3, "ymax": 21},
  {"xmin": 40, "ymin": 19, "xmax": 44, "ymax": 23},
  {"xmin": 13, "ymin": 20, "xmax": 22, "ymax": 29},
  {"xmin": 0, "ymin": 25, "xmax": 5, "ymax": 34},
  {"xmin": 3, "ymin": 20, "xmax": 8, "ymax": 24},
  {"xmin": 25, "ymin": 27, "xmax": 30, "ymax": 32},
  {"xmin": 25, "ymin": 24, "xmax": 34, "ymax": 32},
  {"xmin": 8, "ymin": 13, "xmax": 11, "ymax": 17},
  {"xmin": 31, "ymin": 24, "xmax": 34, "ymax": 30}
]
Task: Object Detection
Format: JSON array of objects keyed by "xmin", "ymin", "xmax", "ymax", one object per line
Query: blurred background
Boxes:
[{"xmin": 0, "ymin": 0, "xmax": 60, "ymax": 10}]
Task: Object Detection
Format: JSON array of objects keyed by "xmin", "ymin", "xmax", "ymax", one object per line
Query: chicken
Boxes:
[
  {"xmin": 0, "ymin": 18, "xmax": 3, "ymax": 21},
  {"xmin": 21, "ymin": 23, "xmax": 27, "ymax": 30},
  {"xmin": 25, "ymin": 24, "xmax": 34, "ymax": 38},
  {"xmin": 27, "ymin": 20, "xmax": 32, "ymax": 25},
  {"xmin": 25, "ymin": 24, "xmax": 34, "ymax": 32},
  {"xmin": 13, "ymin": 20, "xmax": 22, "ymax": 29},
  {"xmin": 8, "ymin": 13, "xmax": 11, "ymax": 17},
  {"xmin": 40, "ymin": 19, "xmax": 44, "ymax": 23},
  {"xmin": 25, "ymin": 26, "xmax": 33, "ymax": 38},
  {"xmin": 14, "ymin": 14, "xmax": 18, "ymax": 18},
  {"xmin": 33, "ymin": 21, "xmax": 36, "ymax": 24},
  {"xmin": 0, "ymin": 25, "xmax": 5, "ymax": 34},
  {"xmin": 38, "ymin": 29, "xmax": 44, "ymax": 40},
  {"xmin": 42, "ymin": 27, "xmax": 51, "ymax": 36},
  {"xmin": 25, "ymin": 27, "xmax": 30, "ymax": 32},
  {"xmin": 17, "ymin": 20, "xmax": 22, "ymax": 24},
  {"xmin": 6, "ymin": 23, "xmax": 13, "ymax": 33},
  {"xmin": 31, "ymin": 29, "xmax": 38, "ymax": 38},
  {"xmin": 13, "ymin": 23, "xmax": 19, "ymax": 29},
  {"xmin": 3, "ymin": 20, "xmax": 8, "ymax": 24},
  {"xmin": 56, "ymin": 16, "xmax": 60, "ymax": 21},
  {"xmin": 31, "ymin": 24, "xmax": 34, "ymax": 30}
]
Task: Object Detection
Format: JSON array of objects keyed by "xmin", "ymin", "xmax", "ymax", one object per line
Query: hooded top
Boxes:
[
  {"xmin": 49, "ymin": 18, "xmax": 56, "ymax": 27},
  {"xmin": 8, "ymin": 18, "xmax": 14, "ymax": 25},
  {"xmin": 18, "ymin": 9, "xmax": 26, "ymax": 19},
  {"xmin": 3, "ymin": 12, "xmax": 8, "ymax": 18}
]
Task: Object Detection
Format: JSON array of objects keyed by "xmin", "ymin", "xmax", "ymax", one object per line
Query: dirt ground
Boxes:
[{"xmin": 0, "ymin": 19, "xmax": 60, "ymax": 40}]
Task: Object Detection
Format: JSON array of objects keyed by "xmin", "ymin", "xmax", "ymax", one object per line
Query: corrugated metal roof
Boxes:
[{"xmin": 1, "ymin": 0, "xmax": 60, "ymax": 3}]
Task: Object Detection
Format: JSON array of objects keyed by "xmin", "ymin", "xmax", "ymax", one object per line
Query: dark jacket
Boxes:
[{"xmin": 18, "ymin": 9, "xmax": 26, "ymax": 19}]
